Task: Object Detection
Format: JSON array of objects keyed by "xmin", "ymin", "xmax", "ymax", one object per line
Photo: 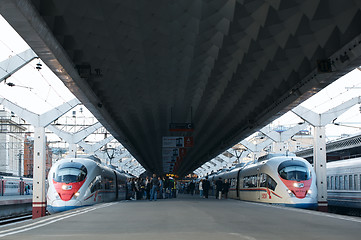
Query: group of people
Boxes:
[
  {"xmin": 127, "ymin": 175, "xmax": 230, "ymax": 201},
  {"xmin": 127, "ymin": 174, "xmax": 177, "ymax": 201},
  {"xmin": 185, "ymin": 176, "xmax": 230, "ymax": 199},
  {"xmin": 213, "ymin": 177, "xmax": 230, "ymax": 199}
]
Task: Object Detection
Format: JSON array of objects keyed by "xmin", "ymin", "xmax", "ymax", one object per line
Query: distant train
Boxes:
[
  {"xmin": 0, "ymin": 176, "xmax": 33, "ymax": 196},
  {"xmin": 47, "ymin": 156, "xmax": 129, "ymax": 214},
  {"xmin": 327, "ymin": 157, "xmax": 361, "ymax": 209},
  {"xmin": 215, "ymin": 154, "xmax": 318, "ymax": 209}
]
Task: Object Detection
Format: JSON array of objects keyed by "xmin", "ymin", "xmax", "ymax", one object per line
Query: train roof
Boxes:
[
  {"xmin": 327, "ymin": 157, "xmax": 361, "ymax": 169},
  {"xmin": 256, "ymin": 153, "xmax": 296, "ymax": 162}
]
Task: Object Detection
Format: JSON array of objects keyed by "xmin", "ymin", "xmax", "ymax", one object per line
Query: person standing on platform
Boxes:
[
  {"xmin": 172, "ymin": 179, "xmax": 177, "ymax": 198},
  {"xmin": 145, "ymin": 177, "xmax": 151, "ymax": 200},
  {"xmin": 189, "ymin": 180, "xmax": 195, "ymax": 195},
  {"xmin": 150, "ymin": 174, "xmax": 160, "ymax": 201},
  {"xmin": 164, "ymin": 176, "xmax": 170, "ymax": 198},
  {"xmin": 215, "ymin": 177, "xmax": 223, "ymax": 199},
  {"xmin": 139, "ymin": 178, "xmax": 145, "ymax": 200},
  {"xmin": 169, "ymin": 177, "xmax": 174, "ymax": 198},
  {"xmin": 203, "ymin": 176, "xmax": 210, "ymax": 198},
  {"xmin": 158, "ymin": 176, "xmax": 163, "ymax": 199},
  {"xmin": 222, "ymin": 179, "xmax": 230, "ymax": 199},
  {"xmin": 199, "ymin": 179, "xmax": 203, "ymax": 197}
]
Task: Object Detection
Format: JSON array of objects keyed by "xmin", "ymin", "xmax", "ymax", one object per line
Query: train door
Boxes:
[
  {"xmin": 236, "ymin": 169, "xmax": 241, "ymax": 198},
  {"xmin": 0, "ymin": 178, "xmax": 3, "ymax": 196},
  {"xmin": 20, "ymin": 179, "xmax": 25, "ymax": 195},
  {"xmin": 114, "ymin": 171, "xmax": 118, "ymax": 200},
  {"xmin": 257, "ymin": 168, "xmax": 261, "ymax": 200}
]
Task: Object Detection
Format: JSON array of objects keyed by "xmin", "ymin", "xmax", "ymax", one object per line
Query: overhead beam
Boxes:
[
  {"xmin": 0, "ymin": 49, "xmax": 38, "ymax": 83},
  {"xmin": 47, "ymin": 122, "xmax": 102, "ymax": 157}
]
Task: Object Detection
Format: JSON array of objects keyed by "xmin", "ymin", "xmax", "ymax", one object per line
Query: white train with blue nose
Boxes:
[{"xmin": 47, "ymin": 156, "xmax": 128, "ymax": 214}]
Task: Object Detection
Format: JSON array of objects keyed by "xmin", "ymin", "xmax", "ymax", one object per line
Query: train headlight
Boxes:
[
  {"xmin": 307, "ymin": 189, "xmax": 312, "ymax": 196},
  {"xmin": 287, "ymin": 189, "xmax": 295, "ymax": 197},
  {"xmin": 73, "ymin": 192, "xmax": 80, "ymax": 199},
  {"xmin": 293, "ymin": 182, "xmax": 304, "ymax": 188},
  {"xmin": 62, "ymin": 185, "xmax": 72, "ymax": 190}
]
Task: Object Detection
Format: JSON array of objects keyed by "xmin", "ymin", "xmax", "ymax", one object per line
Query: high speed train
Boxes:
[
  {"xmin": 327, "ymin": 157, "xmax": 361, "ymax": 210},
  {"xmin": 47, "ymin": 156, "xmax": 128, "ymax": 214},
  {"xmin": 218, "ymin": 154, "xmax": 318, "ymax": 209}
]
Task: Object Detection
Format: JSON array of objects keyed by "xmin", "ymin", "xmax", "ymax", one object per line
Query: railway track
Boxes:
[{"xmin": 0, "ymin": 214, "xmax": 33, "ymax": 226}]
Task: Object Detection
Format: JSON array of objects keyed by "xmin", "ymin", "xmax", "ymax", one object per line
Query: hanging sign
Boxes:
[
  {"xmin": 163, "ymin": 137, "xmax": 184, "ymax": 148},
  {"xmin": 169, "ymin": 123, "xmax": 194, "ymax": 132},
  {"xmin": 162, "ymin": 137, "xmax": 194, "ymax": 148}
]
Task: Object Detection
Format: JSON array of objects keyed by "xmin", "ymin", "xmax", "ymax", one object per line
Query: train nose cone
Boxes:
[{"xmin": 47, "ymin": 199, "xmax": 82, "ymax": 214}]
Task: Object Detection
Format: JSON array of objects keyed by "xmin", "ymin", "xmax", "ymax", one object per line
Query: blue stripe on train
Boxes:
[
  {"xmin": 277, "ymin": 203, "xmax": 318, "ymax": 209},
  {"xmin": 47, "ymin": 204, "xmax": 91, "ymax": 214}
]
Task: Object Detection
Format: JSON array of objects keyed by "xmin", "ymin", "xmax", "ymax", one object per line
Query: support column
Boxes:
[
  {"xmin": 32, "ymin": 127, "xmax": 46, "ymax": 219},
  {"xmin": 313, "ymin": 126, "xmax": 328, "ymax": 212},
  {"xmin": 68, "ymin": 143, "xmax": 77, "ymax": 158}
]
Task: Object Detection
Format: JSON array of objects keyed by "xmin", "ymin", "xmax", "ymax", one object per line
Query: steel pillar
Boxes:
[
  {"xmin": 68, "ymin": 143, "xmax": 77, "ymax": 157},
  {"xmin": 32, "ymin": 127, "xmax": 46, "ymax": 219},
  {"xmin": 313, "ymin": 126, "xmax": 328, "ymax": 211}
]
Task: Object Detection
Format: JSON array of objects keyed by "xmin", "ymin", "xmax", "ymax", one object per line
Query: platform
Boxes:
[
  {"xmin": 0, "ymin": 195, "xmax": 360, "ymax": 240},
  {"xmin": 0, "ymin": 195, "xmax": 32, "ymax": 219},
  {"xmin": 0, "ymin": 195, "xmax": 32, "ymax": 205}
]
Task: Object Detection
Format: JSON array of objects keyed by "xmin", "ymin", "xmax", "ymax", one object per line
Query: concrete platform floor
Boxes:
[
  {"xmin": 0, "ymin": 195, "xmax": 32, "ymax": 218},
  {"xmin": 0, "ymin": 194, "xmax": 360, "ymax": 240}
]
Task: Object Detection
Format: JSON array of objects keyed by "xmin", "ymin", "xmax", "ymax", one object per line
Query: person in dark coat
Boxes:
[
  {"xmin": 189, "ymin": 181, "xmax": 195, "ymax": 195},
  {"xmin": 215, "ymin": 177, "xmax": 223, "ymax": 199},
  {"xmin": 146, "ymin": 177, "xmax": 151, "ymax": 200},
  {"xmin": 203, "ymin": 176, "xmax": 210, "ymax": 198},
  {"xmin": 222, "ymin": 179, "xmax": 230, "ymax": 199}
]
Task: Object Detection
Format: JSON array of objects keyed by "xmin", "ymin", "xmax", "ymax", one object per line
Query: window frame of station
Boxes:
[{"xmin": 327, "ymin": 174, "xmax": 361, "ymax": 191}]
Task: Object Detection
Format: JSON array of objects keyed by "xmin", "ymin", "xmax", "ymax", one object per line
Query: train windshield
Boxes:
[
  {"xmin": 278, "ymin": 160, "xmax": 311, "ymax": 181},
  {"xmin": 53, "ymin": 162, "xmax": 87, "ymax": 183}
]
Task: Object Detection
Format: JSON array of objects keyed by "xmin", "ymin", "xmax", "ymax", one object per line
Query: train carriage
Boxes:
[
  {"xmin": 0, "ymin": 176, "xmax": 25, "ymax": 196},
  {"xmin": 221, "ymin": 154, "xmax": 318, "ymax": 209},
  {"xmin": 327, "ymin": 158, "xmax": 361, "ymax": 209},
  {"xmin": 47, "ymin": 156, "xmax": 128, "ymax": 214}
]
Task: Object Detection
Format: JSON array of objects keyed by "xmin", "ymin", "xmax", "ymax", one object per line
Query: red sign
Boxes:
[{"xmin": 184, "ymin": 137, "xmax": 194, "ymax": 148}]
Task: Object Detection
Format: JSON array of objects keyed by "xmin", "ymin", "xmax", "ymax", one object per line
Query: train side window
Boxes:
[
  {"xmin": 267, "ymin": 175, "xmax": 277, "ymax": 191},
  {"xmin": 339, "ymin": 176, "xmax": 343, "ymax": 190},
  {"xmin": 329, "ymin": 176, "xmax": 333, "ymax": 190},
  {"xmin": 260, "ymin": 174, "xmax": 266, "ymax": 188},
  {"xmin": 349, "ymin": 175, "xmax": 353, "ymax": 190},
  {"xmin": 89, "ymin": 176, "xmax": 102, "ymax": 193},
  {"xmin": 231, "ymin": 178, "xmax": 236, "ymax": 188},
  {"xmin": 243, "ymin": 175, "xmax": 258, "ymax": 188},
  {"xmin": 335, "ymin": 176, "xmax": 338, "ymax": 190},
  {"xmin": 252, "ymin": 176, "xmax": 257, "ymax": 187},
  {"xmin": 354, "ymin": 175, "xmax": 358, "ymax": 190},
  {"xmin": 259, "ymin": 173, "xmax": 277, "ymax": 191},
  {"xmin": 327, "ymin": 176, "xmax": 329, "ymax": 190},
  {"xmin": 344, "ymin": 176, "xmax": 347, "ymax": 190},
  {"xmin": 243, "ymin": 177, "xmax": 248, "ymax": 188}
]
